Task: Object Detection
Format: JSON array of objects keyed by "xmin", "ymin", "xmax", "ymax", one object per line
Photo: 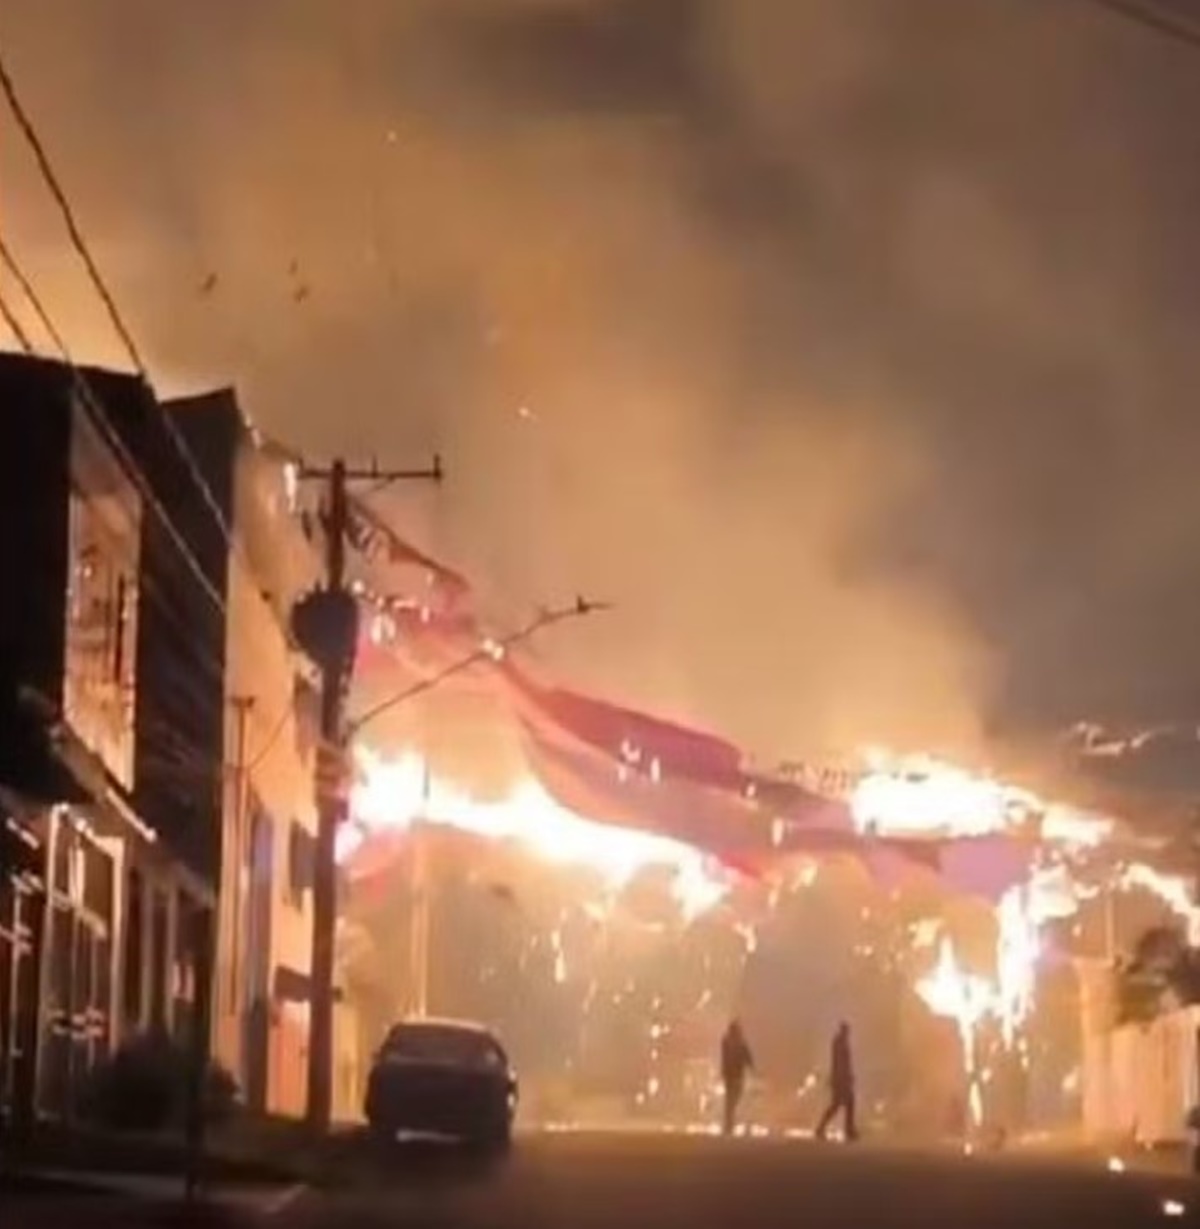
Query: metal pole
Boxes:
[
  {"xmin": 224, "ymin": 696, "xmax": 254, "ymax": 1043},
  {"xmin": 413, "ymin": 746, "xmax": 434, "ymax": 1017},
  {"xmin": 408, "ymin": 831, "xmax": 423, "ymax": 1018},
  {"xmin": 296, "ymin": 455, "xmax": 441, "ymax": 1132},
  {"xmin": 306, "ymin": 460, "xmax": 347, "ymax": 1133},
  {"xmin": 184, "ymin": 906, "xmax": 214, "ymax": 1202},
  {"xmin": 410, "ymin": 826, "xmax": 430, "ymax": 1019}
]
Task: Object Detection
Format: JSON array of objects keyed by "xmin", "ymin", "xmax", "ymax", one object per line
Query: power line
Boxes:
[
  {"xmin": 0, "ymin": 283, "xmax": 32, "ymax": 351},
  {"xmin": 0, "ymin": 229, "xmax": 227, "ymax": 614},
  {"xmin": 0, "ymin": 51, "xmax": 304, "ymax": 732},
  {"xmin": 0, "ymin": 48, "xmax": 146, "ymax": 371},
  {"xmin": 348, "ymin": 597, "xmax": 612, "ymax": 736},
  {"xmin": 0, "ymin": 45, "xmax": 239, "ymax": 563},
  {"xmin": 0, "ymin": 229, "xmax": 303, "ymax": 756},
  {"xmin": 1, "ymin": 227, "xmax": 310, "ymax": 806},
  {"xmin": 1073, "ymin": 0, "xmax": 1200, "ymax": 50},
  {"xmin": 0, "ymin": 238, "xmax": 296, "ymax": 814},
  {"xmin": 52, "ymin": 448, "xmax": 231, "ymax": 691}
]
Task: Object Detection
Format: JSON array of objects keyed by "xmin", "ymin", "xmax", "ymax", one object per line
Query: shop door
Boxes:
[{"xmin": 39, "ymin": 818, "xmax": 114, "ymax": 1119}]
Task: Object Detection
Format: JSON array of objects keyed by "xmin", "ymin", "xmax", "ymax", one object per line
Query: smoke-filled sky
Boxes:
[{"xmin": 4, "ymin": 0, "xmax": 1200, "ymax": 767}]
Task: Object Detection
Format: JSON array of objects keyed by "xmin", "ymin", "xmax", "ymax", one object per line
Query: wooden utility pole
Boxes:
[{"xmin": 295, "ymin": 456, "xmax": 440, "ymax": 1134}]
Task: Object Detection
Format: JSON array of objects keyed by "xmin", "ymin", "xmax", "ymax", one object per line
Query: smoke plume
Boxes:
[{"xmin": 4, "ymin": 0, "xmax": 1200, "ymax": 765}]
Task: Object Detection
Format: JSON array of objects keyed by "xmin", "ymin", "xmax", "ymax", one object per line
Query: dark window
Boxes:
[
  {"xmin": 381, "ymin": 1023, "xmax": 507, "ymax": 1070},
  {"xmin": 81, "ymin": 837, "xmax": 113, "ymax": 922},
  {"xmin": 0, "ymin": 848, "xmax": 14, "ymax": 940},
  {"xmin": 48, "ymin": 904, "xmax": 73, "ymax": 1018},
  {"xmin": 173, "ymin": 894, "xmax": 200, "ymax": 1044},
  {"xmin": 52, "ymin": 821, "xmax": 73, "ymax": 900},
  {"xmin": 123, "ymin": 868, "xmax": 143, "ymax": 1026},
  {"xmin": 93, "ymin": 933, "xmax": 111, "ymax": 1055},
  {"xmin": 149, "ymin": 890, "xmax": 168, "ymax": 1029},
  {"xmin": 112, "ymin": 574, "xmax": 127, "ymax": 683},
  {"xmin": 243, "ymin": 803, "xmax": 274, "ymax": 1004},
  {"xmin": 287, "ymin": 821, "xmax": 315, "ymax": 907},
  {"xmin": 0, "ymin": 906, "xmax": 11, "ymax": 1101},
  {"xmin": 292, "ymin": 677, "xmax": 320, "ymax": 762}
]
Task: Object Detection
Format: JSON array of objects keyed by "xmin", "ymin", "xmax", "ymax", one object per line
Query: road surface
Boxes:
[
  {"xmin": 6, "ymin": 1133, "xmax": 1194, "ymax": 1228},
  {"xmin": 286, "ymin": 1132, "xmax": 1194, "ymax": 1229}
]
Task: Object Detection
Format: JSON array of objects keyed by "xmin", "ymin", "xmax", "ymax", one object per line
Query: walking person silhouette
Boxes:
[
  {"xmin": 815, "ymin": 1021, "xmax": 859, "ymax": 1142},
  {"xmin": 720, "ymin": 1019, "xmax": 755, "ymax": 1136}
]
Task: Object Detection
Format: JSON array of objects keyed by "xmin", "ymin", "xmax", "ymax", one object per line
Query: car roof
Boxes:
[{"xmin": 388, "ymin": 1016, "xmax": 497, "ymax": 1038}]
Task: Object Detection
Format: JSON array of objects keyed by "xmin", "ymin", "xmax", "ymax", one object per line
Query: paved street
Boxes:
[
  {"xmin": 281, "ymin": 1133, "xmax": 1196, "ymax": 1229},
  {"xmin": 5, "ymin": 1133, "xmax": 1196, "ymax": 1228}
]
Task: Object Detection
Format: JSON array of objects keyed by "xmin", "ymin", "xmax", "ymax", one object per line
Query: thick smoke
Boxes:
[{"xmin": 4, "ymin": 0, "xmax": 1200, "ymax": 765}]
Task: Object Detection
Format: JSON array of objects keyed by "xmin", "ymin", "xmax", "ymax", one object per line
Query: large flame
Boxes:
[
  {"xmin": 346, "ymin": 740, "xmax": 1200, "ymax": 1128},
  {"xmin": 346, "ymin": 746, "xmax": 735, "ymax": 922},
  {"xmin": 915, "ymin": 936, "xmax": 993, "ymax": 1126},
  {"xmin": 850, "ymin": 750, "xmax": 1114, "ymax": 849},
  {"xmin": 994, "ymin": 888, "xmax": 1039, "ymax": 1048},
  {"xmin": 851, "ymin": 753, "xmax": 1035, "ymax": 837}
]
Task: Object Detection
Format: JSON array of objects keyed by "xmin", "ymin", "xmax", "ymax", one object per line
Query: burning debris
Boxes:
[{"xmin": 339, "ymin": 741, "xmax": 1200, "ymax": 1137}]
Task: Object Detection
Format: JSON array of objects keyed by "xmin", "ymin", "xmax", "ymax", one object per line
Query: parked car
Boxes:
[{"xmin": 364, "ymin": 1018, "xmax": 518, "ymax": 1151}]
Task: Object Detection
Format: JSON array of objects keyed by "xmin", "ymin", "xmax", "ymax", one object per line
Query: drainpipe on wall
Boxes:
[{"xmin": 220, "ymin": 695, "xmax": 255, "ymax": 1069}]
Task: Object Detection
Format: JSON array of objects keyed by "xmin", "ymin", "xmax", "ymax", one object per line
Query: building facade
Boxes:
[
  {"xmin": 0, "ymin": 356, "xmax": 213, "ymax": 1129},
  {"xmin": 166, "ymin": 390, "xmax": 361, "ymax": 1121},
  {"xmin": 0, "ymin": 356, "xmax": 362, "ymax": 1131}
]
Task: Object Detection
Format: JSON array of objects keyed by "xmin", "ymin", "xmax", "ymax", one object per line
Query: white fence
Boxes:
[{"xmin": 1083, "ymin": 1003, "xmax": 1200, "ymax": 1144}]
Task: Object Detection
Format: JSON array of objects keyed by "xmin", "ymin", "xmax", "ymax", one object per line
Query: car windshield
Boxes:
[{"xmin": 382, "ymin": 1024, "xmax": 505, "ymax": 1068}]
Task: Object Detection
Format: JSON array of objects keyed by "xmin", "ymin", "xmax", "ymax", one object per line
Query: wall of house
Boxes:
[
  {"xmin": 1083, "ymin": 1002, "xmax": 1200, "ymax": 1144},
  {"xmin": 131, "ymin": 393, "xmax": 233, "ymax": 887},
  {"xmin": 1078, "ymin": 958, "xmax": 1117, "ymax": 1141},
  {"xmin": 0, "ymin": 355, "xmax": 195, "ymax": 1124},
  {"xmin": 212, "ymin": 424, "xmax": 331, "ymax": 1118}
]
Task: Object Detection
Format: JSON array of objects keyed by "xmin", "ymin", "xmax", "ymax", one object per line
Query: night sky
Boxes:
[{"xmin": 5, "ymin": 0, "xmax": 1200, "ymax": 773}]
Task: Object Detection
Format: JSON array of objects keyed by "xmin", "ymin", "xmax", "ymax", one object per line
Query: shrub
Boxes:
[
  {"xmin": 81, "ymin": 1031, "xmax": 240, "ymax": 1132},
  {"xmin": 1115, "ymin": 925, "xmax": 1200, "ymax": 1024}
]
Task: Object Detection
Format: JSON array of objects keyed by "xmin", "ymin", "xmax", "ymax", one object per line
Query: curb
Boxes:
[{"xmin": 2, "ymin": 1168, "xmax": 309, "ymax": 1216}]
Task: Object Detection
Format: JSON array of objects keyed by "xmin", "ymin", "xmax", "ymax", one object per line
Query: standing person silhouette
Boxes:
[
  {"xmin": 816, "ymin": 1021, "xmax": 859, "ymax": 1142},
  {"xmin": 720, "ymin": 1019, "xmax": 755, "ymax": 1136}
]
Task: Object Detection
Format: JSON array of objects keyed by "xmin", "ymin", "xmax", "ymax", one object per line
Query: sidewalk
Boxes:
[
  {"xmin": 0, "ymin": 1165, "xmax": 307, "ymax": 1226},
  {"xmin": 0, "ymin": 1115, "xmax": 384, "ymax": 1204},
  {"xmin": 3, "ymin": 1116, "xmax": 336, "ymax": 1183},
  {"xmin": 8, "ymin": 1167, "xmax": 307, "ymax": 1211}
]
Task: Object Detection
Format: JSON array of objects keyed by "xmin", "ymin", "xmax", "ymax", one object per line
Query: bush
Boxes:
[
  {"xmin": 81, "ymin": 1031, "xmax": 241, "ymax": 1132},
  {"xmin": 1115, "ymin": 925, "xmax": 1200, "ymax": 1024},
  {"xmin": 204, "ymin": 1058, "xmax": 240, "ymax": 1126}
]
